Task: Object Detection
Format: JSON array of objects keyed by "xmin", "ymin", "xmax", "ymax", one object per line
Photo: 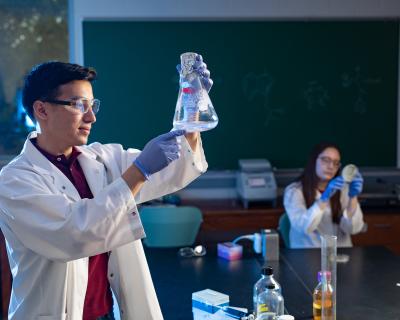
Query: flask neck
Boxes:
[
  {"xmin": 180, "ymin": 72, "xmax": 199, "ymax": 83},
  {"xmin": 179, "ymin": 74, "xmax": 203, "ymax": 92}
]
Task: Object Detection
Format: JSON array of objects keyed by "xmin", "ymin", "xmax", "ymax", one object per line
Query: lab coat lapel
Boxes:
[
  {"xmin": 76, "ymin": 148, "xmax": 105, "ymax": 196},
  {"xmin": 21, "ymin": 132, "xmax": 81, "ymax": 202}
]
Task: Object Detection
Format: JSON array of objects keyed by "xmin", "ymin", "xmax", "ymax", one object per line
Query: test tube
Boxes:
[{"xmin": 321, "ymin": 234, "xmax": 337, "ymax": 320}]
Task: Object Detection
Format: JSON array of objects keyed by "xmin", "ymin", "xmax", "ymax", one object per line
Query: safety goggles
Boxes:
[
  {"xmin": 178, "ymin": 245, "xmax": 207, "ymax": 257},
  {"xmin": 44, "ymin": 98, "xmax": 100, "ymax": 114}
]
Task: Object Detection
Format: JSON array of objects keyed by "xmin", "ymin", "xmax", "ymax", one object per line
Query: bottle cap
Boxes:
[
  {"xmin": 262, "ymin": 266, "xmax": 273, "ymax": 276},
  {"xmin": 317, "ymin": 271, "xmax": 332, "ymax": 282}
]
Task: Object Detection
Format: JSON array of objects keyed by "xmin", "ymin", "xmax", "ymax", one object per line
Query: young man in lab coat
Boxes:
[{"xmin": 0, "ymin": 59, "xmax": 211, "ymax": 319}]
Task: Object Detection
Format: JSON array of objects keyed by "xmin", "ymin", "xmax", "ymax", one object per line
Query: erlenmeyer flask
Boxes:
[{"xmin": 173, "ymin": 52, "xmax": 218, "ymax": 132}]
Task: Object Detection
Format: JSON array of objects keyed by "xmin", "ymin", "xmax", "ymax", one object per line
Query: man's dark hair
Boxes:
[{"xmin": 22, "ymin": 61, "xmax": 97, "ymax": 123}]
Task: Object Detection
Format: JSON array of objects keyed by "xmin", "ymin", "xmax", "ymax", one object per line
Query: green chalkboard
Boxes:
[{"xmin": 83, "ymin": 21, "xmax": 398, "ymax": 169}]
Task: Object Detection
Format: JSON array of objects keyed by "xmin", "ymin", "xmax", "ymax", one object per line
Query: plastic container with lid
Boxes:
[{"xmin": 192, "ymin": 289, "xmax": 229, "ymax": 319}]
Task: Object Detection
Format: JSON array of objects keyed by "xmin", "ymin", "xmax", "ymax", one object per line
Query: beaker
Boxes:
[
  {"xmin": 173, "ymin": 52, "xmax": 218, "ymax": 132},
  {"xmin": 321, "ymin": 234, "xmax": 337, "ymax": 320}
]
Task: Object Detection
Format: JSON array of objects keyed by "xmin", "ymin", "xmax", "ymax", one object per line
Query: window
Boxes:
[{"xmin": 0, "ymin": 0, "xmax": 68, "ymax": 155}]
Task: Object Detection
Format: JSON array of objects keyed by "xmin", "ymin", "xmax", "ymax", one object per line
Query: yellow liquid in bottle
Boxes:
[{"xmin": 313, "ymin": 287, "xmax": 333, "ymax": 320}]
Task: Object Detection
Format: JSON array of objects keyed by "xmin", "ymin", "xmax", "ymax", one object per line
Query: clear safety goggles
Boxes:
[
  {"xmin": 44, "ymin": 98, "xmax": 100, "ymax": 114},
  {"xmin": 178, "ymin": 245, "xmax": 207, "ymax": 258}
]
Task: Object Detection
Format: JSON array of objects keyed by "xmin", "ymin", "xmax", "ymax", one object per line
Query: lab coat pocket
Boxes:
[{"xmin": 37, "ymin": 313, "xmax": 67, "ymax": 320}]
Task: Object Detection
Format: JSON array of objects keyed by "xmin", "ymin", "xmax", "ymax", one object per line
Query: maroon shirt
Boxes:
[{"xmin": 31, "ymin": 139, "xmax": 113, "ymax": 320}]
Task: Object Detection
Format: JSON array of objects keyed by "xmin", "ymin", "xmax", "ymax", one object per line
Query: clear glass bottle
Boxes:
[
  {"xmin": 256, "ymin": 283, "xmax": 284, "ymax": 320},
  {"xmin": 313, "ymin": 271, "xmax": 334, "ymax": 320},
  {"xmin": 173, "ymin": 52, "xmax": 218, "ymax": 132},
  {"xmin": 253, "ymin": 266, "xmax": 281, "ymax": 314}
]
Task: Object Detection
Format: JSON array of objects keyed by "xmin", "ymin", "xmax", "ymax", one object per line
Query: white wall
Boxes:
[{"xmin": 68, "ymin": 0, "xmax": 400, "ymax": 165}]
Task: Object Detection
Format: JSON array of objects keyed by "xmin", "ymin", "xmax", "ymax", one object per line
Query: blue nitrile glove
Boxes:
[
  {"xmin": 348, "ymin": 173, "xmax": 363, "ymax": 198},
  {"xmin": 176, "ymin": 54, "xmax": 213, "ymax": 92},
  {"xmin": 133, "ymin": 130, "xmax": 185, "ymax": 179},
  {"xmin": 320, "ymin": 176, "xmax": 345, "ymax": 202}
]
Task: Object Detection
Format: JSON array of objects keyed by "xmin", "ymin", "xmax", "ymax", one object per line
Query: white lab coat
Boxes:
[
  {"xmin": 0, "ymin": 131, "xmax": 208, "ymax": 320},
  {"xmin": 283, "ymin": 181, "xmax": 365, "ymax": 248}
]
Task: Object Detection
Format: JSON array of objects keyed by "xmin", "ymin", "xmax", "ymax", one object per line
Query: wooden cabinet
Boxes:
[
  {"xmin": 352, "ymin": 211, "xmax": 400, "ymax": 254},
  {"xmin": 201, "ymin": 207, "xmax": 281, "ymax": 231},
  {"xmin": 198, "ymin": 207, "xmax": 282, "ymax": 243},
  {"xmin": 187, "ymin": 200, "xmax": 282, "ymax": 243}
]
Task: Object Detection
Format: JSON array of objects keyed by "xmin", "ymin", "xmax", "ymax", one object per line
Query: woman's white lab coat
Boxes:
[
  {"xmin": 0, "ymin": 131, "xmax": 207, "ymax": 320},
  {"xmin": 284, "ymin": 181, "xmax": 365, "ymax": 248}
]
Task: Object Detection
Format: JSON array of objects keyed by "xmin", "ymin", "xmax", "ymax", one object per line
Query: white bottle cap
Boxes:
[
  {"xmin": 277, "ymin": 315, "xmax": 295, "ymax": 320},
  {"xmin": 341, "ymin": 164, "xmax": 358, "ymax": 183}
]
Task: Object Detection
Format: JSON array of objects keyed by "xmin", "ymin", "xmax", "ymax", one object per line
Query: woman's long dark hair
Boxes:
[{"xmin": 297, "ymin": 142, "xmax": 342, "ymax": 223}]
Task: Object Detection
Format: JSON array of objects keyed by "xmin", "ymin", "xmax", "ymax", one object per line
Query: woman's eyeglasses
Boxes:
[{"xmin": 318, "ymin": 156, "xmax": 341, "ymax": 168}]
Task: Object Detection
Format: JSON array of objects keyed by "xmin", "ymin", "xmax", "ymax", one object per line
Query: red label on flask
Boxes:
[{"xmin": 182, "ymin": 87, "xmax": 194, "ymax": 94}]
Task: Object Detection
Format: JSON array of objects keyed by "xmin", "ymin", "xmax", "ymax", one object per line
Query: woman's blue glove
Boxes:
[
  {"xmin": 133, "ymin": 130, "xmax": 185, "ymax": 179},
  {"xmin": 320, "ymin": 176, "xmax": 345, "ymax": 202},
  {"xmin": 176, "ymin": 54, "xmax": 213, "ymax": 92},
  {"xmin": 348, "ymin": 173, "xmax": 363, "ymax": 198}
]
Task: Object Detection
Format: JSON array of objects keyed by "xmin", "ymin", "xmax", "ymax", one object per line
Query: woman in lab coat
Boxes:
[
  {"xmin": 283, "ymin": 142, "xmax": 365, "ymax": 248},
  {"xmin": 0, "ymin": 60, "xmax": 210, "ymax": 320}
]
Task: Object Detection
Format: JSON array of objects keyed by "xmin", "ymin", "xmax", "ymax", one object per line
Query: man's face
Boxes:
[{"xmin": 43, "ymin": 80, "xmax": 96, "ymax": 148}]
